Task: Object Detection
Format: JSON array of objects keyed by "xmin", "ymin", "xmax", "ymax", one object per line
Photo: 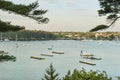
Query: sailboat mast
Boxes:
[
  {"xmin": 1, "ymin": 33, "xmax": 2, "ymax": 41},
  {"xmin": 16, "ymin": 34, "xmax": 18, "ymax": 41}
]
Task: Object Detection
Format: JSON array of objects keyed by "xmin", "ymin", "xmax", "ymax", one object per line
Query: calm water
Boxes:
[{"xmin": 0, "ymin": 40, "xmax": 120, "ymax": 80}]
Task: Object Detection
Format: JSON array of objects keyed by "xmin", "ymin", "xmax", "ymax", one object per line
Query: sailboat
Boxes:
[
  {"xmin": 0, "ymin": 33, "xmax": 10, "ymax": 42},
  {"xmin": 4, "ymin": 38, "xmax": 10, "ymax": 42},
  {"xmin": 16, "ymin": 34, "xmax": 18, "ymax": 41},
  {"xmin": 0, "ymin": 33, "xmax": 3, "ymax": 42},
  {"xmin": 15, "ymin": 34, "xmax": 19, "ymax": 48},
  {"xmin": 115, "ymin": 36, "xmax": 120, "ymax": 45}
]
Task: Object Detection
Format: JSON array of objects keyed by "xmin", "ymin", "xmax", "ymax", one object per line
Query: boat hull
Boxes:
[
  {"xmin": 30, "ymin": 56, "xmax": 45, "ymax": 60},
  {"xmin": 79, "ymin": 60, "xmax": 96, "ymax": 66}
]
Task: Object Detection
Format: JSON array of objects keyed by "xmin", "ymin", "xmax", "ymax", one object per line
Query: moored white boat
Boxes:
[
  {"xmin": 79, "ymin": 60, "xmax": 96, "ymax": 66},
  {"xmin": 52, "ymin": 51, "xmax": 64, "ymax": 54},
  {"xmin": 30, "ymin": 56, "xmax": 45, "ymax": 60},
  {"xmin": 40, "ymin": 54, "xmax": 54, "ymax": 57}
]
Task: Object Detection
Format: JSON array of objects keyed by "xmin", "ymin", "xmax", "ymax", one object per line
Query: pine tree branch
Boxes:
[{"xmin": 108, "ymin": 16, "xmax": 120, "ymax": 27}]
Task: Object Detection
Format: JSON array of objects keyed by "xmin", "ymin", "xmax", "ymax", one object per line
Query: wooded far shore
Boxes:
[{"xmin": 1, "ymin": 30, "xmax": 120, "ymax": 41}]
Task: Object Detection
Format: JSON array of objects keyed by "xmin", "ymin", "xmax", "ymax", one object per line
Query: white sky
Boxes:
[{"xmin": 0, "ymin": 0, "xmax": 120, "ymax": 32}]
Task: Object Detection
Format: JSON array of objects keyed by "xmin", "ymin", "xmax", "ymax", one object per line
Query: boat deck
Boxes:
[
  {"xmin": 30, "ymin": 56, "xmax": 45, "ymax": 60},
  {"xmin": 40, "ymin": 54, "xmax": 54, "ymax": 57},
  {"xmin": 52, "ymin": 51, "xmax": 64, "ymax": 54},
  {"xmin": 79, "ymin": 60, "xmax": 96, "ymax": 66}
]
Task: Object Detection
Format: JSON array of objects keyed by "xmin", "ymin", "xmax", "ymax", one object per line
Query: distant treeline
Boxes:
[
  {"xmin": 53, "ymin": 32, "xmax": 120, "ymax": 40},
  {"xmin": 1, "ymin": 30, "xmax": 120, "ymax": 41},
  {"xmin": 1, "ymin": 30, "xmax": 57, "ymax": 41}
]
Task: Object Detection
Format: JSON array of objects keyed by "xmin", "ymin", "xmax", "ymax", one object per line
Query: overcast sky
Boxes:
[{"xmin": 0, "ymin": 0, "xmax": 120, "ymax": 32}]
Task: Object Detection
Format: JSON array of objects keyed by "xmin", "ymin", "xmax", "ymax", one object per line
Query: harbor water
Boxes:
[{"xmin": 0, "ymin": 40, "xmax": 120, "ymax": 80}]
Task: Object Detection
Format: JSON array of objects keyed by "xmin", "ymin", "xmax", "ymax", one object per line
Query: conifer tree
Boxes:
[
  {"xmin": 90, "ymin": 0, "xmax": 120, "ymax": 32},
  {"xmin": 0, "ymin": 0, "xmax": 49, "ymax": 32},
  {"xmin": 63, "ymin": 68, "xmax": 112, "ymax": 80},
  {"xmin": 41, "ymin": 63, "xmax": 60, "ymax": 80},
  {"xmin": 118, "ymin": 76, "xmax": 120, "ymax": 80}
]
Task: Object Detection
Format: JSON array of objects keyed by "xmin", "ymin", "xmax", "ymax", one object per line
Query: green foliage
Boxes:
[
  {"xmin": 0, "ymin": 54, "xmax": 16, "ymax": 62},
  {"xmin": 42, "ymin": 65, "xmax": 112, "ymax": 80},
  {"xmin": 41, "ymin": 63, "xmax": 60, "ymax": 80},
  {"xmin": 98, "ymin": 0, "xmax": 120, "ymax": 18},
  {"xmin": 108, "ymin": 34, "xmax": 116, "ymax": 40},
  {"xmin": 93, "ymin": 0, "xmax": 120, "ymax": 32},
  {"xmin": 118, "ymin": 76, "xmax": 120, "ymax": 80},
  {"xmin": 63, "ymin": 68, "xmax": 112, "ymax": 80},
  {"xmin": 0, "ymin": 0, "xmax": 49, "ymax": 24},
  {"xmin": 90, "ymin": 25, "xmax": 109, "ymax": 32},
  {"xmin": 0, "ymin": 20, "xmax": 25, "ymax": 32},
  {"xmin": 0, "ymin": 0, "xmax": 49, "ymax": 32},
  {"xmin": 0, "ymin": 0, "xmax": 30, "ymax": 15},
  {"xmin": 1, "ymin": 30, "xmax": 55, "ymax": 40},
  {"xmin": 90, "ymin": 0, "xmax": 120, "ymax": 32},
  {"xmin": 1, "ymin": 31, "xmax": 120, "ymax": 40}
]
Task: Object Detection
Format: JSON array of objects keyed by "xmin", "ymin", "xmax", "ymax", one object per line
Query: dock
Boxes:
[
  {"xmin": 30, "ymin": 56, "xmax": 45, "ymax": 60},
  {"xmin": 40, "ymin": 54, "xmax": 54, "ymax": 57},
  {"xmin": 52, "ymin": 51, "xmax": 64, "ymax": 54},
  {"xmin": 79, "ymin": 60, "xmax": 96, "ymax": 66}
]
